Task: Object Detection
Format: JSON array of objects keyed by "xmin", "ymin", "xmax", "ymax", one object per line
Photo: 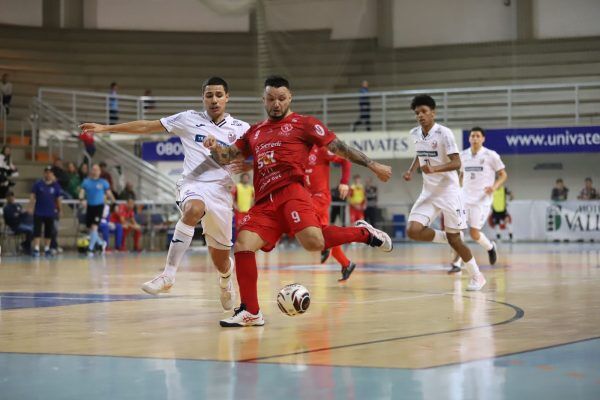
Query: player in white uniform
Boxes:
[
  {"xmin": 79, "ymin": 77, "xmax": 250, "ymax": 310},
  {"xmin": 449, "ymin": 127, "xmax": 507, "ymax": 273},
  {"xmin": 403, "ymin": 95, "xmax": 486, "ymax": 291}
]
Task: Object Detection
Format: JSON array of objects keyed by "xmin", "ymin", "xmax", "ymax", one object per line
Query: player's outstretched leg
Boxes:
[
  {"xmin": 320, "ymin": 221, "xmax": 392, "ymax": 253},
  {"xmin": 142, "ymin": 219, "xmax": 194, "ymax": 294},
  {"xmin": 220, "ymin": 230, "xmax": 265, "ymax": 327},
  {"xmin": 469, "ymin": 228, "xmax": 497, "ymax": 265},
  {"xmin": 331, "ymin": 246, "xmax": 356, "ymax": 282}
]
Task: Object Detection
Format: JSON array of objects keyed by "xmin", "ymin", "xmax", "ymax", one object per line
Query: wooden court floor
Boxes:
[{"xmin": 1, "ymin": 242, "xmax": 599, "ymax": 399}]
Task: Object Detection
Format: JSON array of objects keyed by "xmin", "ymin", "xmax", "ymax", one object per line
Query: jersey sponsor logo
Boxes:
[
  {"xmin": 256, "ymin": 141, "xmax": 282, "ymax": 152},
  {"xmin": 254, "ymin": 130, "xmax": 261, "ymax": 140},
  {"xmin": 195, "ymin": 124, "xmax": 206, "ymax": 128},
  {"xmin": 241, "ymin": 214, "xmax": 251, "ymax": 225},
  {"xmin": 314, "ymin": 124, "xmax": 325, "ymax": 136},
  {"xmin": 194, "ymin": 134, "xmax": 229, "ymax": 147},
  {"xmin": 464, "ymin": 166, "xmax": 484, "ymax": 172},
  {"xmin": 416, "ymin": 150, "xmax": 438, "ymax": 157},
  {"xmin": 231, "ymin": 120, "xmax": 243, "ymax": 126}
]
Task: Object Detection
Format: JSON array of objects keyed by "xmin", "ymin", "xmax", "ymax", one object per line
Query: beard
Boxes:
[{"xmin": 267, "ymin": 106, "xmax": 289, "ymax": 121}]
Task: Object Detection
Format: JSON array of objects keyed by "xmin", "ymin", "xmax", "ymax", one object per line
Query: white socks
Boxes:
[
  {"xmin": 163, "ymin": 220, "xmax": 195, "ymax": 279},
  {"xmin": 476, "ymin": 232, "xmax": 494, "ymax": 251},
  {"xmin": 432, "ymin": 230, "xmax": 448, "ymax": 244},
  {"xmin": 463, "ymin": 257, "xmax": 481, "ymax": 276}
]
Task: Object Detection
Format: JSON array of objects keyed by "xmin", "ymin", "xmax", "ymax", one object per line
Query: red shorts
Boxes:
[
  {"xmin": 239, "ymin": 183, "xmax": 321, "ymax": 252},
  {"xmin": 311, "ymin": 193, "xmax": 330, "ymax": 226}
]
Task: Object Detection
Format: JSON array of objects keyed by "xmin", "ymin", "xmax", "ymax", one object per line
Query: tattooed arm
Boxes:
[
  {"xmin": 203, "ymin": 135, "xmax": 243, "ymax": 165},
  {"xmin": 327, "ymin": 138, "xmax": 392, "ymax": 182}
]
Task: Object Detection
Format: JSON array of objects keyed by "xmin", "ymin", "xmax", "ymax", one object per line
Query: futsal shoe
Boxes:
[
  {"xmin": 141, "ymin": 274, "xmax": 174, "ymax": 295},
  {"xmin": 448, "ymin": 264, "xmax": 462, "ymax": 274},
  {"xmin": 355, "ymin": 220, "xmax": 393, "ymax": 252},
  {"xmin": 320, "ymin": 248, "xmax": 331, "ymax": 264},
  {"xmin": 338, "ymin": 262, "xmax": 356, "ymax": 282},
  {"xmin": 219, "ymin": 257, "xmax": 235, "ymax": 311},
  {"xmin": 220, "ymin": 304, "xmax": 265, "ymax": 327},
  {"xmin": 488, "ymin": 242, "xmax": 497, "ymax": 265},
  {"xmin": 466, "ymin": 273, "xmax": 486, "ymax": 291}
]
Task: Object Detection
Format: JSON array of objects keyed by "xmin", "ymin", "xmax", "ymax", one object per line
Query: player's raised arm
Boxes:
[
  {"xmin": 327, "ymin": 138, "xmax": 392, "ymax": 182},
  {"xmin": 79, "ymin": 120, "xmax": 165, "ymax": 135},
  {"xmin": 203, "ymin": 134, "xmax": 243, "ymax": 165}
]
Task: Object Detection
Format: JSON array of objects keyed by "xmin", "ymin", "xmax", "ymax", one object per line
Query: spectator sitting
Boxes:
[
  {"xmin": 29, "ymin": 166, "xmax": 62, "ymax": 257},
  {"xmin": 51, "ymin": 158, "xmax": 70, "ymax": 197},
  {"xmin": 1, "ymin": 73, "xmax": 13, "ymax": 115},
  {"xmin": 0, "ymin": 145, "xmax": 18, "ymax": 199},
  {"xmin": 99, "ymin": 203, "xmax": 123, "ymax": 251},
  {"xmin": 3, "ymin": 191, "xmax": 34, "ymax": 253},
  {"xmin": 113, "ymin": 198, "xmax": 142, "ymax": 251},
  {"xmin": 551, "ymin": 178, "xmax": 569, "ymax": 202},
  {"xmin": 118, "ymin": 181, "xmax": 136, "ymax": 201},
  {"xmin": 78, "ymin": 162, "xmax": 89, "ymax": 181},
  {"xmin": 578, "ymin": 177, "xmax": 598, "ymax": 200},
  {"xmin": 65, "ymin": 161, "xmax": 81, "ymax": 198}
]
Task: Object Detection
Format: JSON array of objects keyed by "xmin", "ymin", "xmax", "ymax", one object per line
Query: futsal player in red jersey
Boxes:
[
  {"xmin": 305, "ymin": 145, "xmax": 357, "ymax": 281},
  {"xmin": 204, "ymin": 75, "xmax": 393, "ymax": 327}
]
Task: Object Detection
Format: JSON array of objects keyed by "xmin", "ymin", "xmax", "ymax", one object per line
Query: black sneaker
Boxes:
[
  {"xmin": 448, "ymin": 265, "xmax": 462, "ymax": 274},
  {"xmin": 320, "ymin": 248, "xmax": 331, "ymax": 264},
  {"xmin": 338, "ymin": 262, "xmax": 356, "ymax": 282},
  {"xmin": 488, "ymin": 242, "xmax": 497, "ymax": 265}
]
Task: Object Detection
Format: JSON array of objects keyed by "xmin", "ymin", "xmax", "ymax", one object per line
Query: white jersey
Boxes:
[
  {"xmin": 461, "ymin": 146, "xmax": 505, "ymax": 205},
  {"xmin": 411, "ymin": 123, "xmax": 460, "ymax": 193},
  {"xmin": 160, "ymin": 110, "xmax": 249, "ymax": 185}
]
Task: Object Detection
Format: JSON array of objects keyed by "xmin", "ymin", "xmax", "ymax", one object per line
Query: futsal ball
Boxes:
[{"xmin": 277, "ymin": 283, "xmax": 310, "ymax": 316}]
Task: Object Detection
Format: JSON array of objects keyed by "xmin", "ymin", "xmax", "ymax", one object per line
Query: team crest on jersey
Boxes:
[
  {"xmin": 280, "ymin": 123, "xmax": 293, "ymax": 135},
  {"xmin": 228, "ymin": 132, "xmax": 237, "ymax": 143},
  {"xmin": 314, "ymin": 124, "xmax": 325, "ymax": 136},
  {"xmin": 480, "ymin": 158, "xmax": 485, "ymax": 165},
  {"xmin": 308, "ymin": 154, "xmax": 317, "ymax": 165},
  {"xmin": 431, "ymin": 141, "xmax": 438, "ymax": 149}
]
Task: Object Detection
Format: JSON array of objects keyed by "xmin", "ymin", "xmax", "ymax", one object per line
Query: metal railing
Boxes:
[
  {"xmin": 39, "ymin": 82, "xmax": 600, "ymax": 132},
  {"xmin": 30, "ymin": 97, "xmax": 175, "ymax": 201}
]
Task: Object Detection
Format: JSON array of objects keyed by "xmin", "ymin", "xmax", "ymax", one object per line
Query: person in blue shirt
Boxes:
[
  {"xmin": 352, "ymin": 80, "xmax": 371, "ymax": 132},
  {"xmin": 28, "ymin": 166, "xmax": 62, "ymax": 257},
  {"xmin": 79, "ymin": 163, "xmax": 115, "ymax": 256}
]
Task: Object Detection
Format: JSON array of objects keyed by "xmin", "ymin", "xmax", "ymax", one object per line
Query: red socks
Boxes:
[
  {"xmin": 322, "ymin": 226, "xmax": 370, "ymax": 249},
  {"xmin": 331, "ymin": 246, "xmax": 351, "ymax": 268},
  {"xmin": 235, "ymin": 251, "xmax": 260, "ymax": 314}
]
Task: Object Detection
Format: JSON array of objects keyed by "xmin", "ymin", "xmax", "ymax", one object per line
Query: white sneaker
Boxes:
[
  {"xmin": 141, "ymin": 274, "xmax": 174, "ymax": 295},
  {"xmin": 101, "ymin": 241, "xmax": 107, "ymax": 254},
  {"xmin": 467, "ymin": 273, "xmax": 486, "ymax": 291},
  {"xmin": 219, "ymin": 258, "xmax": 235, "ymax": 311},
  {"xmin": 220, "ymin": 304, "xmax": 265, "ymax": 327},
  {"xmin": 355, "ymin": 220, "xmax": 393, "ymax": 252}
]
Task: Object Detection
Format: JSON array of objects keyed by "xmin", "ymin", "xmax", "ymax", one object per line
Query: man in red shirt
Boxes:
[
  {"xmin": 204, "ymin": 75, "xmax": 393, "ymax": 327},
  {"xmin": 305, "ymin": 145, "xmax": 356, "ymax": 281},
  {"xmin": 112, "ymin": 198, "xmax": 142, "ymax": 251}
]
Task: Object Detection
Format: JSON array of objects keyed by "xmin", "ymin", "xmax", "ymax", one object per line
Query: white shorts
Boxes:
[
  {"xmin": 408, "ymin": 189, "xmax": 466, "ymax": 231},
  {"xmin": 465, "ymin": 202, "xmax": 492, "ymax": 230},
  {"xmin": 177, "ymin": 179, "xmax": 233, "ymax": 248}
]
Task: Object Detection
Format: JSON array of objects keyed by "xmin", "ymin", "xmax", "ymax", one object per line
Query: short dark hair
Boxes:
[
  {"xmin": 264, "ymin": 75, "xmax": 290, "ymax": 90},
  {"xmin": 470, "ymin": 126, "xmax": 486, "ymax": 137},
  {"xmin": 585, "ymin": 177, "xmax": 593, "ymax": 182},
  {"xmin": 110, "ymin": 82, "xmax": 117, "ymax": 88},
  {"xmin": 556, "ymin": 178, "xmax": 563, "ymax": 184},
  {"xmin": 410, "ymin": 94, "xmax": 436, "ymax": 110},
  {"xmin": 202, "ymin": 76, "xmax": 229, "ymax": 94}
]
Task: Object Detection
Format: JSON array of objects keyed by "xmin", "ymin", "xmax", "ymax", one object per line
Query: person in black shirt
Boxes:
[
  {"xmin": 551, "ymin": 178, "xmax": 568, "ymax": 201},
  {"xmin": 3, "ymin": 191, "xmax": 33, "ymax": 253},
  {"xmin": 364, "ymin": 177, "xmax": 379, "ymax": 227}
]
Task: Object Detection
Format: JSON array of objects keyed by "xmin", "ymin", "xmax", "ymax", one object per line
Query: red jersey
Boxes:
[
  {"xmin": 111, "ymin": 204, "xmax": 134, "ymax": 223},
  {"xmin": 234, "ymin": 113, "xmax": 336, "ymax": 202},
  {"xmin": 305, "ymin": 145, "xmax": 351, "ymax": 198}
]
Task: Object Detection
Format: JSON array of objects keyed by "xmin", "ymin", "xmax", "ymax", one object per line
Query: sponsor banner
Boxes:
[
  {"xmin": 463, "ymin": 126, "xmax": 600, "ymax": 154},
  {"xmin": 486, "ymin": 200, "xmax": 600, "ymax": 241},
  {"xmin": 337, "ymin": 129, "xmax": 462, "ymax": 159},
  {"xmin": 141, "ymin": 137, "xmax": 184, "ymax": 161}
]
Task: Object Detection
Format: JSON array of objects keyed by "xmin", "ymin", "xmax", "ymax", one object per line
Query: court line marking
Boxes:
[{"xmin": 238, "ymin": 295, "xmax": 525, "ymax": 363}]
